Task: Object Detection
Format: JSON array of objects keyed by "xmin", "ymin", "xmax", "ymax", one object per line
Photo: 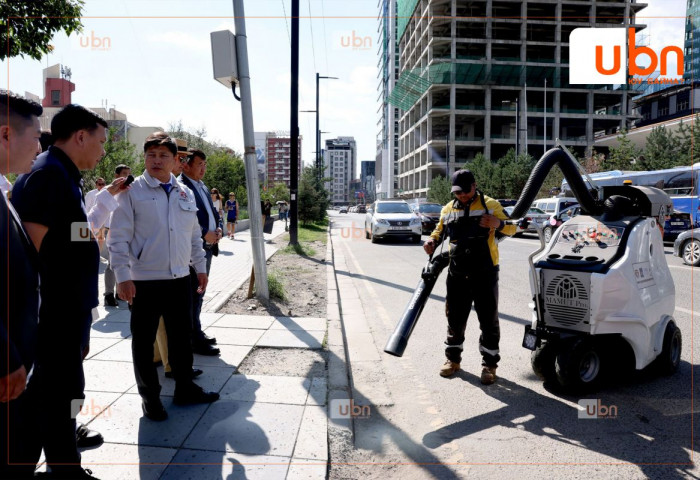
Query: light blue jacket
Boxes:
[{"xmin": 108, "ymin": 171, "xmax": 207, "ymax": 283}]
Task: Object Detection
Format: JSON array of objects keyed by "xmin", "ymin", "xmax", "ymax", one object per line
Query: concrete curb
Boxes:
[{"xmin": 325, "ymin": 220, "xmax": 355, "ymax": 450}]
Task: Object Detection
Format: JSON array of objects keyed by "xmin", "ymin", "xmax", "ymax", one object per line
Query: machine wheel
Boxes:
[
  {"xmin": 555, "ymin": 338, "xmax": 604, "ymax": 392},
  {"xmin": 682, "ymin": 239, "xmax": 700, "ymax": 266},
  {"xmin": 531, "ymin": 341, "xmax": 557, "ymax": 382},
  {"xmin": 370, "ymin": 228, "xmax": 379, "ymax": 244},
  {"xmin": 655, "ymin": 321, "xmax": 682, "ymax": 375},
  {"xmin": 412, "ymin": 235, "xmax": 422, "ymax": 244},
  {"xmin": 365, "ymin": 227, "xmax": 370, "ymax": 239},
  {"xmin": 543, "ymin": 226, "xmax": 553, "ymax": 244}
]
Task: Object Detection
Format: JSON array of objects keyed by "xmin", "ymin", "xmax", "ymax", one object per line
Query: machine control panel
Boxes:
[{"xmin": 545, "ymin": 220, "xmax": 626, "ymax": 263}]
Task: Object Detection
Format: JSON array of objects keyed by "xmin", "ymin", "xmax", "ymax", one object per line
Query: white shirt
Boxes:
[
  {"xmin": 0, "ymin": 174, "xmax": 11, "ymax": 200},
  {"xmin": 85, "ymin": 187, "xmax": 101, "ymax": 212}
]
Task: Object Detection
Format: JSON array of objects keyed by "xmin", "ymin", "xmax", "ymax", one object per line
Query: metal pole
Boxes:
[
  {"xmin": 233, "ymin": 0, "xmax": 268, "ymax": 299},
  {"xmin": 544, "ymin": 78, "xmax": 547, "ymax": 155},
  {"xmin": 315, "ymin": 73, "xmax": 320, "ymax": 175},
  {"xmin": 289, "ymin": 0, "xmax": 299, "ymax": 245},
  {"xmin": 515, "ymin": 97, "xmax": 519, "ymax": 155}
]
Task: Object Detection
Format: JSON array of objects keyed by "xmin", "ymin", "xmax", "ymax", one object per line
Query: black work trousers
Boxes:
[
  {"xmin": 131, "ymin": 277, "xmax": 194, "ymax": 401},
  {"xmin": 444, "ymin": 269, "xmax": 501, "ymax": 367},
  {"xmin": 0, "ymin": 392, "xmax": 36, "ymax": 479},
  {"xmin": 20, "ymin": 307, "xmax": 91, "ymax": 475}
]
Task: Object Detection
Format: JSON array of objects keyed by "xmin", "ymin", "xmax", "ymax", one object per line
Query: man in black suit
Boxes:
[
  {"xmin": 0, "ymin": 90, "xmax": 42, "ymax": 479},
  {"xmin": 179, "ymin": 149, "xmax": 221, "ymax": 356}
]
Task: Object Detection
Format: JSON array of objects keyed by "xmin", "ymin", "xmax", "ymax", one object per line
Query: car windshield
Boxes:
[
  {"xmin": 376, "ymin": 202, "xmax": 411, "ymax": 214},
  {"xmin": 419, "ymin": 204, "xmax": 442, "ymax": 213},
  {"xmin": 529, "ymin": 207, "xmax": 546, "ymax": 214}
]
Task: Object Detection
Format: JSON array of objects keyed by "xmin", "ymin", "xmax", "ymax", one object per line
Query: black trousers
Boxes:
[
  {"xmin": 0, "ymin": 391, "xmax": 36, "ymax": 479},
  {"xmin": 20, "ymin": 307, "xmax": 91, "ymax": 474},
  {"xmin": 131, "ymin": 277, "xmax": 194, "ymax": 400},
  {"xmin": 444, "ymin": 269, "xmax": 501, "ymax": 367}
]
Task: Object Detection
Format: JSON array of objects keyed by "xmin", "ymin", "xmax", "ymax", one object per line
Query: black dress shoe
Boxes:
[
  {"xmin": 173, "ymin": 384, "xmax": 220, "ymax": 405},
  {"xmin": 142, "ymin": 400, "xmax": 168, "ymax": 421},
  {"xmin": 103, "ymin": 293, "xmax": 118, "ymax": 307},
  {"xmin": 164, "ymin": 368, "xmax": 203, "ymax": 379},
  {"xmin": 192, "ymin": 343, "xmax": 220, "ymax": 356},
  {"xmin": 46, "ymin": 467, "xmax": 101, "ymax": 479},
  {"xmin": 76, "ymin": 422, "xmax": 104, "ymax": 448},
  {"xmin": 199, "ymin": 333, "xmax": 217, "ymax": 345}
]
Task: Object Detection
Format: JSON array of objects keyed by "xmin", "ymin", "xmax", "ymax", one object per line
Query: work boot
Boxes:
[
  {"xmin": 104, "ymin": 293, "xmax": 117, "ymax": 307},
  {"xmin": 480, "ymin": 366, "xmax": 497, "ymax": 385},
  {"xmin": 439, "ymin": 360, "xmax": 460, "ymax": 377}
]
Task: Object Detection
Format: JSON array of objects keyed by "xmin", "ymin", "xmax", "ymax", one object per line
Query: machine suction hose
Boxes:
[
  {"xmin": 508, "ymin": 146, "xmax": 600, "ymax": 219},
  {"xmin": 384, "ymin": 251, "xmax": 450, "ymax": 357}
]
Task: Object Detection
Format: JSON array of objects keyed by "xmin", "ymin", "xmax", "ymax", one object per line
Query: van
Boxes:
[{"xmin": 530, "ymin": 197, "xmax": 578, "ymax": 218}]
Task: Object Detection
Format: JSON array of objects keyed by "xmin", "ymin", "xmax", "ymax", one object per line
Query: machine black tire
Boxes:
[
  {"xmin": 371, "ymin": 228, "xmax": 379, "ymax": 243},
  {"xmin": 555, "ymin": 337, "xmax": 604, "ymax": 392},
  {"xmin": 682, "ymin": 239, "xmax": 700, "ymax": 266},
  {"xmin": 543, "ymin": 226, "xmax": 554, "ymax": 244},
  {"xmin": 365, "ymin": 227, "xmax": 370, "ymax": 240},
  {"xmin": 531, "ymin": 341, "xmax": 557, "ymax": 381},
  {"xmin": 655, "ymin": 321, "xmax": 682, "ymax": 375},
  {"xmin": 412, "ymin": 235, "xmax": 422, "ymax": 244}
]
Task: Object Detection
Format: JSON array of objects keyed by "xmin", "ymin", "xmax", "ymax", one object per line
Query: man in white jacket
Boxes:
[{"xmin": 108, "ymin": 132, "xmax": 219, "ymax": 421}]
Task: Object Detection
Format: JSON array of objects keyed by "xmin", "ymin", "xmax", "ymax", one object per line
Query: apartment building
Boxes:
[{"xmin": 324, "ymin": 136, "xmax": 357, "ymax": 205}]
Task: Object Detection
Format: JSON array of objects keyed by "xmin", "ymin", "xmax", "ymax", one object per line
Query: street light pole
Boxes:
[
  {"xmin": 290, "ymin": 0, "xmax": 299, "ymax": 246},
  {"xmin": 315, "ymin": 73, "xmax": 338, "ymax": 180}
]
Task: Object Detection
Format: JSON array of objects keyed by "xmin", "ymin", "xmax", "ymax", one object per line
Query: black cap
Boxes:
[{"xmin": 451, "ymin": 169, "xmax": 475, "ymax": 193}]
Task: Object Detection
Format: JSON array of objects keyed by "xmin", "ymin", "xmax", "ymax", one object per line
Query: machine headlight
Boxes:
[
  {"xmin": 376, "ymin": 218, "xmax": 390, "ymax": 225},
  {"xmin": 410, "ymin": 217, "xmax": 421, "ymax": 226}
]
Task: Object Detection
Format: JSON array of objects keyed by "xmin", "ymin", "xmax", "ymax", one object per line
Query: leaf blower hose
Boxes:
[{"xmin": 384, "ymin": 145, "xmax": 599, "ymax": 357}]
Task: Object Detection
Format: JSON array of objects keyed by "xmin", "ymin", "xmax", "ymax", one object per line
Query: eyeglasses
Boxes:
[{"xmin": 96, "ymin": 183, "xmax": 106, "ymax": 187}]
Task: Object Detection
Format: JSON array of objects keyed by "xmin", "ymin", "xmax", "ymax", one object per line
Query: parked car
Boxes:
[
  {"xmin": 674, "ymin": 227, "xmax": 700, "ymax": 266},
  {"xmin": 410, "ymin": 202, "xmax": 443, "ymax": 234},
  {"xmin": 531, "ymin": 196, "xmax": 578, "ymax": 218},
  {"xmin": 542, "ymin": 204, "xmax": 581, "ymax": 243},
  {"xmin": 338, "ymin": 206, "xmax": 348, "ymax": 214},
  {"xmin": 356, "ymin": 204, "xmax": 367, "ymax": 214},
  {"xmin": 365, "ymin": 199, "xmax": 422, "ymax": 244},
  {"xmin": 503, "ymin": 206, "xmax": 550, "ymax": 236},
  {"xmin": 664, "ymin": 211, "xmax": 692, "ymax": 242}
]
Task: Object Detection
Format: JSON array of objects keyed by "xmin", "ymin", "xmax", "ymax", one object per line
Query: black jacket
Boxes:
[
  {"xmin": 0, "ymin": 194, "xmax": 39, "ymax": 376},
  {"xmin": 179, "ymin": 175, "xmax": 221, "ymax": 256}
]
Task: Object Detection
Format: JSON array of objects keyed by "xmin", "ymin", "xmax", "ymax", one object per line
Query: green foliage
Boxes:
[
  {"xmin": 262, "ymin": 182, "xmax": 290, "ymax": 203},
  {"xmin": 83, "ymin": 127, "xmax": 140, "ymax": 188},
  {"xmin": 267, "ymin": 270, "xmax": 286, "ymax": 300},
  {"xmin": 463, "ymin": 153, "xmax": 497, "ymax": 194},
  {"xmin": 641, "ymin": 126, "xmax": 683, "ymax": 170},
  {"xmin": 601, "ymin": 131, "xmax": 641, "ymax": 171},
  {"xmin": 298, "ymin": 165, "xmax": 329, "ymax": 225},
  {"xmin": 496, "ymin": 149, "xmax": 535, "ymax": 198},
  {"xmin": 281, "ymin": 243, "xmax": 316, "ymax": 256},
  {"xmin": 2, "ymin": 1, "xmax": 84, "ymax": 60},
  {"xmin": 427, "ymin": 175, "xmax": 452, "ymax": 205}
]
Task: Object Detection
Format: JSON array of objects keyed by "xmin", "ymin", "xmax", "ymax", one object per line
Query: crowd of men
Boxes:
[{"xmin": 1, "ymin": 94, "xmax": 225, "ymax": 479}]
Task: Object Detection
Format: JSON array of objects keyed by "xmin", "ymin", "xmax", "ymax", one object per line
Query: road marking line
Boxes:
[{"xmin": 675, "ymin": 306, "xmax": 700, "ymax": 317}]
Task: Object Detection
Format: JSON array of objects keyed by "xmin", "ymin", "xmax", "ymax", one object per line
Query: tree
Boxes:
[
  {"xmin": 427, "ymin": 175, "xmax": 452, "ymax": 205},
  {"xmin": 298, "ymin": 165, "xmax": 329, "ymax": 224},
  {"xmin": 463, "ymin": 153, "xmax": 499, "ymax": 195},
  {"xmin": 2, "ymin": 1, "xmax": 84, "ymax": 60},
  {"xmin": 497, "ymin": 149, "xmax": 535, "ymax": 199},
  {"xmin": 82, "ymin": 127, "xmax": 140, "ymax": 188},
  {"xmin": 601, "ymin": 131, "xmax": 641, "ymax": 171},
  {"xmin": 202, "ymin": 150, "xmax": 245, "ymax": 201},
  {"xmin": 642, "ymin": 126, "xmax": 682, "ymax": 170}
]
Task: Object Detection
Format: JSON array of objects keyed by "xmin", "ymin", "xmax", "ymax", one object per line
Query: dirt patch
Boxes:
[
  {"xmin": 220, "ymin": 236, "xmax": 327, "ymax": 318},
  {"xmin": 238, "ymin": 348, "xmax": 328, "ymax": 377}
]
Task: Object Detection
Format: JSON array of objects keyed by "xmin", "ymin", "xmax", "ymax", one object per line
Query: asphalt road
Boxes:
[{"xmin": 330, "ymin": 211, "xmax": 699, "ymax": 479}]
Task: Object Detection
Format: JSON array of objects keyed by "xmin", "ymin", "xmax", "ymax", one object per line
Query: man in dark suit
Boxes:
[
  {"xmin": 12, "ymin": 104, "xmax": 107, "ymax": 480},
  {"xmin": 179, "ymin": 149, "xmax": 221, "ymax": 356},
  {"xmin": 0, "ymin": 90, "xmax": 42, "ymax": 479}
]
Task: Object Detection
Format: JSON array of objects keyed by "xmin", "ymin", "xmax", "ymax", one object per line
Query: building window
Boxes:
[{"xmin": 51, "ymin": 90, "xmax": 61, "ymax": 106}]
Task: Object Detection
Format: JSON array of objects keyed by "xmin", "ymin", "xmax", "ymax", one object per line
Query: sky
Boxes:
[{"xmin": 0, "ymin": 0, "xmax": 689, "ymax": 173}]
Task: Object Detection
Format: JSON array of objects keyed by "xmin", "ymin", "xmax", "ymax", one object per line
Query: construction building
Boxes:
[
  {"xmin": 388, "ymin": 0, "xmax": 646, "ymax": 198},
  {"xmin": 324, "ymin": 137, "xmax": 357, "ymax": 205}
]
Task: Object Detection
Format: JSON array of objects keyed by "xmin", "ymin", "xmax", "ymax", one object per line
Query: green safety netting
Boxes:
[{"xmin": 397, "ymin": 0, "xmax": 419, "ymax": 42}]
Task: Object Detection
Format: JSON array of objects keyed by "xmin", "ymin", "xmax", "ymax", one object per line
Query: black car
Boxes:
[
  {"xmin": 411, "ymin": 202, "xmax": 443, "ymax": 234},
  {"xmin": 663, "ymin": 212, "xmax": 692, "ymax": 242}
]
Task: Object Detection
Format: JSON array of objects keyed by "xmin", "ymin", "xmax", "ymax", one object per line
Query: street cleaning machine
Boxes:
[{"xmin": 385, "ymin": 143, "xmax": 682, "ymax": 392}]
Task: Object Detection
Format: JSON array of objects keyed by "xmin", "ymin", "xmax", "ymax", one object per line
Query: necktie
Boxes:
[{"xmin": 160, "ymin": 183, "xmax": 172, "ymax": 195}]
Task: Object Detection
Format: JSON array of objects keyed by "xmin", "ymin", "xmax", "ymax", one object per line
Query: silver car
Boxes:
[
  {"xmin": 365, "ymin": 200, "xmax": 422, "ymax": 244},
  {"xmin": 504, "ymin": 206, "xmax": 550, "ymax": 236}
]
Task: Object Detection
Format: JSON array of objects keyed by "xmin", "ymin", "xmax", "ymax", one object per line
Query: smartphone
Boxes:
[{"xmin": 123, "ymin": 174, "xmax": 135, "ymax": 187}]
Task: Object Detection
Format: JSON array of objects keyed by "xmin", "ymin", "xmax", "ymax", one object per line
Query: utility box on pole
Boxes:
[{"xmin": 210, "ymin": 30, "xmax": 239, "ymax": 87}]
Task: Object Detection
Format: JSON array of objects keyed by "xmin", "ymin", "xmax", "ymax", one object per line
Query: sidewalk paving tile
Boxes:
[
  {"xmin": 270, "ymin": 317, "xmax": 327, "ymax": 331},
  {"xmin": 93, "ymin": 307, "xmax": 131, "ymax": 323},
  {"xmin": 91, "ymin": 339, "xmax": 132, "ymax": 362},
  {"xmin": 191, "ymin": 345, "xmax": 252, "ymax": 368},
  {"xmin": 80, "ymin": 443, "xmax": 177, "ymax": 480},
  {"xmin": 306, "ymin": 377, "xmax": 327, "ymax": 406},
  {"xmin": 290, "ymin": 406, "xmax": 328, "ymax": 462},
  {"xmin": 286, "ymin": 460, "xmax": 328, "ymax": 480},
  {"xmin": 84, "ymin": 360, "xmax": 136, "ymax": 393},
  {"xmin": 257, "ymin": 330, "xmax": 324, "ymax": 349},
  {"xmin": 203, "ymin": 326, "xmax": 266, "ymax": 346},
  {"xmin": 75, "ymin": 391, "xmax": 123, "ymax": 423},
  {"xmin": 213, "ymin": 314, "xmax": 276, "ymax": 330},
  {"xmin": 183, "ymin": 400, "xmax": 305, "ymax": 457},
  {"xmin": 88, "ymin": 393, "xmax": 209, "ymax": 448},
  {"xmin": 85, "ymin": 338, "xmax": 122, "ymax": 360},
  {"xmin": 126, "ymin": 365, "xmax": 236, "ymax": 397},
  {"xmin": 219, "ymin": 374, "xmax": 311, "ymax": 405},
  {"xmin": 199, "ymin": 312, "xmax": 224, "ymax": 328},
  {"xmin": 160, "ymin": 450, "xmax": 290, "ymax": 480},
  {"xmin": 90, "ymin": 320, "xmax": 131, "ymax": 339}
]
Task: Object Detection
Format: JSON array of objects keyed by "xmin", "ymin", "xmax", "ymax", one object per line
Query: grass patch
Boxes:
[
  {"xmin": 267, "ymin": 270, "xmax": 286, "ymax": 300},
  {"xmin": 297, "ymin": 221, "xmax": 328, "ymax": 244},
  {"xmin": 280, "ymin": 243, "xmax": 316, "ymax": 256}
]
